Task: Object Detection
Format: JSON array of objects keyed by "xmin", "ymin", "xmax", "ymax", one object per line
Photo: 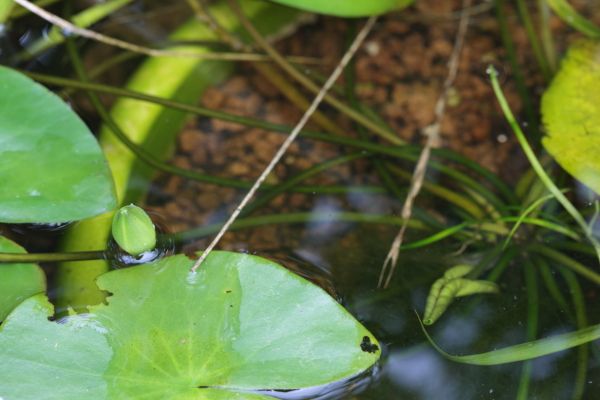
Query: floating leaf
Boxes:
[
  {"xmin": 268, "ymin": 0, "xmax": 413, "ymax": 17},
  {"xmin": 541, "ymin": 39, "xmax": 600, "ymax": 195},
  {"xmin": 0, "ymin": 252, "xmax": 379, "ymax": 399},
  {"xmin": 0, "ymin": 67, "xmax": 116, "ymax": 223},
  {"xmin": 423, "ymin": 265, "xmax": 499, "ymax": 325},
  {"xmin": 0, "ymin": 236, "xmax": 46, "ymax": 321}
]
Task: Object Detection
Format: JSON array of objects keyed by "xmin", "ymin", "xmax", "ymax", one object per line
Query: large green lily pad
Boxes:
[
  {"xmin": 0, "ymin": 236, "xmax": 46, "ymax": 321},
  {"xmin": 269, "ymin": 0, "xmax": 413, "ymax": 17},
  {"xmin": 0, "ymin": 251, "xmax": 379, "ymax": 399},
  {"xmin": 541, "ymin": 39, "xmax": 600, "ymax": 194},
  {"xmin": 0, "ymin": 67, "xmax": 116, "ymax": 223}
]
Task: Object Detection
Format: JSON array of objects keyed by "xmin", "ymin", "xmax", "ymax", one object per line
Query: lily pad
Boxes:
[
  {"xmin": 0, "ymin": 67, "xmax": 116, "ymax": 223},
  {"xmin": 0, "ymin": 236, "xmax": 46, "ymax": 321},
  {"xmin": 0, "ymin": 251, "xmax": 379, "ymax": 399},
  {"xmin": 269, "ymin": 0, "xmax": 413, "ymax": 17},
  {"xmin": 541, "ymin": 39, "xmax": 600, "ymax": 194}
]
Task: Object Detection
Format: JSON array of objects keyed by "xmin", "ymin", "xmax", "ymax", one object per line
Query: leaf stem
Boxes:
[{"xmin": 0, "ymin": 251, "xmax": 104, "ymax": 263}]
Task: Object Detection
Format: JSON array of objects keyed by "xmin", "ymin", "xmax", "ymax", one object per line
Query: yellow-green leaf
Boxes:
[
  {"xmin": 541, "ymin": 39, "xmax": 600, "ymax": 194},
  {"xmin": 423, "ymin": 265, "xmax": 499, "ymax": 325},
  {"xmin": 268, "ymin": 0, "xmax": 413, "ymax": 17}
]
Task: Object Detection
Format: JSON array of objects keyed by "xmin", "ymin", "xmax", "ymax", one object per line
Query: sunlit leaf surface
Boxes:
[
  {"xmin": 0, "ymin": 67, "xmax": 116, "ymax": 223},
  {"xmin": 0, "ymin": 252, "xmax": 379, "ymax": 399},
  {"xmin": 541, "ymin": 39, "xmax": 600, "ymax": 195},
  {"xmin": 268, "ymin": 0, "xmax": 412, "ymax": 17}
]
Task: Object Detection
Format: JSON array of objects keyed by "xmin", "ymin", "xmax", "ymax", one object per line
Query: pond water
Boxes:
[{"xmin": 2, "ymin": 0, "xmax": 600, "ymax": 399}]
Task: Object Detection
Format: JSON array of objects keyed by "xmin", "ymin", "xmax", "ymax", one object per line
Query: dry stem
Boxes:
[
  {"xmin": 378, "ymin": 0, "xmax": 473, "ymax": 289},
  {"xmin": 190, "ymin": 16, "xmax": 378, "ymax": 272},
  {"xmin": 13, "ymin": 0, "xmax": 317, "ymax": 63}
]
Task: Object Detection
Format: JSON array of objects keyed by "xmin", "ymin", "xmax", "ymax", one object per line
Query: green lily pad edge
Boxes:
[
  {"xmin": 0, "ymin": 66, "xmax": 116, "ymax": 223},
  {"xmin": 0, "ymin": 235, "xmax": 46, "ymax": 321},
  {"xmin": 0, "ymin": 251, "xmax": 380, "ymax": 400},
  {"xmin": 541, "ymin": 38, "xmax": 600, "ymax": 195}
]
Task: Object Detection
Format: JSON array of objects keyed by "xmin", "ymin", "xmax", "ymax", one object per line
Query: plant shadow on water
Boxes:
[{"xmin": 1, "ymin": 0, "xmax": 600, "ymax": 399}]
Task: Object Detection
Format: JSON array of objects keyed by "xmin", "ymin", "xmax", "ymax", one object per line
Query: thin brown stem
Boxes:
[
  {"xmin": 13, "ymin": 0, "xmax": 318, "ymax": 63},
  {"xmin": 228, "ymin": 0, "xmax": 403, "ymax": 145},
  {"xmin": 190, "ymin": 16, "xmax": 378, "ymax": 272},
  {"xmin": 378, "ymin": 0, "xmax": 473, "ymax": 289}
]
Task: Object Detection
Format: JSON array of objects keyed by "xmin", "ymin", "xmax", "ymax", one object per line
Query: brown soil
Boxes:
[{"xmin": 146, "ymin": 0, "xmax": 589, "ymax": 254}]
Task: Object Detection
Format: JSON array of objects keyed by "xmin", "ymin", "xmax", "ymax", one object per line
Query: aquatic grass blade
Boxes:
[
  {"xmin": 418, "ymin": 313, "xmax": 600, "ymax": 365},
  {"xmin": 546, "ymin": 0, "xmax": 600, "ymax": 38},
  {"xmin": 487, "ymin": 65, "xmax": 600, "ymax": 264}
]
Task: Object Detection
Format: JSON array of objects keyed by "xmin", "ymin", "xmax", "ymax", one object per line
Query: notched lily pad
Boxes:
[
  {"xmin": 0, "ymin": 251, "xmax": 379, "ymax": 399},
  {"xmin": 0, "ymin": 67, "xmax": 116, "ymax": 223},
  {"xmin": 541, "ymin": 39, "xmax": 600, "ymax": 194},
  {"xmin": 0, "ymin": 236, "xmax": 46, "ymax": 321}
]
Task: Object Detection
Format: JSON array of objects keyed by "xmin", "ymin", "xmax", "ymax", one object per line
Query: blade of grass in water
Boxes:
[
  {"xmin": 546, "ymin": 0, "xmax": 600, "ymax": 38},
  {"xmin": 27, "ymin": 72, "xmax": 513, "ymax": 205},
  {"xmin": 558, "ymin": 266, "xmax": 589, "ymax": 400},
  {"xmin": 517, "ymin": 259, "xmax": 539, "ymax": 400},
  {"xmin": 419, "ymin": 313, "xmax": 600, "ymax": 365},
  {"xmin": 488, "ymin": 65, "xmax": 600, "ymax": 265},
  {"xmin": 529, "ymin": 244, "xmax": 600, "ymax": 285}
]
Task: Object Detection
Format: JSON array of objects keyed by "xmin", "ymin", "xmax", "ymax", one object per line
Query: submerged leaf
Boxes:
[
  {"xmin": 0, "ymin": 251, "xmax": 379, "ymax": 399},
  {"xmin": 541, "ymin": 39, "xmax": 600, "ymax": 195},
  {"xmin": 0, "ymin": 236, "xmax": 46, "ymax": 321},
  {"xmin": 0, "ymin": 67, "xmax": 116, "ymax": 223},
  {"xmin": 423, "ymin": 265, "xmax": 499, "ymax": 325}
]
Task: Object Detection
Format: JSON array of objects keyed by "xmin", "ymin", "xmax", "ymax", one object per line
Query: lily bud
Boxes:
[{"xmin": 111, "ymin": 204, "xmax": 156, "ymax": 256}]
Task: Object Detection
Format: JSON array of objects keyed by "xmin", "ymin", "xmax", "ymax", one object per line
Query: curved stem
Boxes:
[
  {"xmin": 170, "ymin": 211, "xmax": 427, "ymax": 244},
  {"xmin": 489, "ymin": 66, "xmax": 600, "ymax": 264},
  {"xmin": 28, "ymin": 71, "xmax": 512, "ymax": 203},
  {"xmin": 528, "ymin": 244, "xmax": 600, "ymax": 286},
  {"xmin": 242, "ymin": 152, "xmax": 370, "ymax": 216},
  {"xmin": 228, "ymin": 0, "xmax": 403, "ymax": 145},
  {"xmin": 0, "ymin": 251, "xmax": 104, "ymax": 263}
]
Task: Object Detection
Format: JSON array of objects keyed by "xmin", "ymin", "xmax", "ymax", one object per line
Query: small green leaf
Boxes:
[
  {"xmin": 0, "ymin": 66, "xmax": 116, "ymax": 223},
  {"xmin": 423, "ymin": 265, "xmax": 499, "ymax": 325},
  {"xmin": 0, "ymin": 252, "xmax": 379, "ymax": 399},
  {"xmin": 541, "ymin": 39, "xmax": 600, "ymax": 195},
  {"xmin": 268, "ymin": 0, "xmax": 413, "ymax": 17},
  {"xmin": 0, "ymin": 236, "xmax": 46, "ymax": 321},
  {"xmin": 111, "ymin": 204, "xmax": 156, "ymax": 255}
]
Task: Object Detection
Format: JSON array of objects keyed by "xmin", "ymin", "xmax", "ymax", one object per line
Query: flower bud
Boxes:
[{"xmin": 111, "ymin": 204, "xmax": 156, "ymax": 256}]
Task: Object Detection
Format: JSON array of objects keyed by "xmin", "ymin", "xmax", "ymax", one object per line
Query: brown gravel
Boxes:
[{"xmin": 146, "ymin": 0, "xmax": 591, "ymax": 254}]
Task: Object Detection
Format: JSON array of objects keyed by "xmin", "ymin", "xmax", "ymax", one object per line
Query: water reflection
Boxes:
[{"xmin": 386, "ymin": 346, "xmax": 458, "ymax": 399}]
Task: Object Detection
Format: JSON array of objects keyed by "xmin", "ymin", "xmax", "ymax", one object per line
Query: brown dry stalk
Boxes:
[
  {"xmin": 13, "ymin": 0, "xmax": 317, "ymax": 63},
  {"xmin": 378, "ymin": 0, "xmax": 473, "ymax": 289},
  {"xmin": 187, "ymin": 0, "xmax": 344, "ymax": 136},
  {"xmin": 227, "ymin": 0, "xmax": 403, "ymax": 145},
  {"xmin": 190, "ymin": 16, "xmax": 378, "ymax": 272}
]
